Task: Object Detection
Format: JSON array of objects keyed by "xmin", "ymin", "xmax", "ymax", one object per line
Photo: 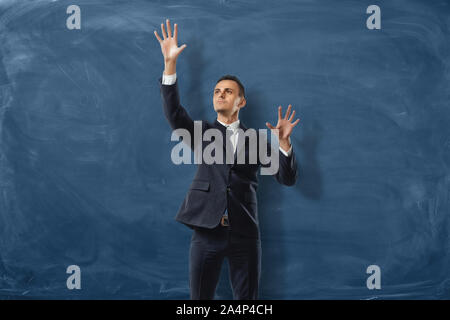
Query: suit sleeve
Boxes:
[
  {"xmin": 159, "ymin": 77, "xmax": 196, "ymax": 149},
  {"xmin": 260, "ymin": 140, "xmax": 299, "ymax": 187},
  {"xmin": 275, "ymin": 149, "xmax": 298, "ymax": 186}
]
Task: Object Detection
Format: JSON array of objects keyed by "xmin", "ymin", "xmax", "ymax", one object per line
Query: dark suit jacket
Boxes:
[{"xmin": 159, "ymin": 78, "xmax": 298, "ymax": 239}]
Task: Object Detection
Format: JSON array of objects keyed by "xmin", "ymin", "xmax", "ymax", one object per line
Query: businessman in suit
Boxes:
[{"xmin": 154, "ymin": 19, "xmax": 300, "ymax": 300}]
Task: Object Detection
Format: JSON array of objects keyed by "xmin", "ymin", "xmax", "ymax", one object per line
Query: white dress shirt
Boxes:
[
  {"xmin": 216, "ymin": 118, "xmax": 240, "ymax": 154},
  {"xmin": 162, "ymin": 73, "xmax": 293, "ymax": 157}
]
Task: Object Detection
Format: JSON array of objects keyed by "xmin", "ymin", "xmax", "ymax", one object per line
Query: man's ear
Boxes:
[{"xmin": 238, "ymin": 97, "xmax": 247, "ymax": 109}]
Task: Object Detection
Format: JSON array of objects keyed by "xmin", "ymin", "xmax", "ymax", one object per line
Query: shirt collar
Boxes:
[{"xmin": 217, "ymin": 119, "xmax": 240, "ymax": 131}]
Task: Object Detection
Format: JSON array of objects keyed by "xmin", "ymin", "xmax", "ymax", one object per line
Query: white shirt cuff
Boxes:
[
  {"xmin": 279, "ymin": 137, "xmax": 292, "ymax": 157},
  {"xmin": 279, "ymin": 145, "xmax": 292, "ymax": 157},
  {"xmin": 162, "ymin": 72, "xmax": 177, "ymax": 85}
]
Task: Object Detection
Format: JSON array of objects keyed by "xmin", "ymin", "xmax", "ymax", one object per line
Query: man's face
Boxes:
[{"xmin": 213, "ymin": 80, "xmax": 246, "ymax": 114}]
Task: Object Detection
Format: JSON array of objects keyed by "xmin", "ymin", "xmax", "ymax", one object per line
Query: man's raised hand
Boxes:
[
  {"xmin": 154, "ymin": 19, "xmax": 187, "ymax": 64},
  {"xmin": 266, "ymin": 105, "xmax": 300, "ymax": 151}
]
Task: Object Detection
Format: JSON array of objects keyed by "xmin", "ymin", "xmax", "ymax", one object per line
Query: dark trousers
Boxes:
[{"xmin": 189, "ymin": 223, "xmax": 261, "ymax": 300}]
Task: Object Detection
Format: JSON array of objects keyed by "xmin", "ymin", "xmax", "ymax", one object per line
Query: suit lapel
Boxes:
[{"xmin": 213, "ymin": 119, "xmax": 228, "ymax": 153}]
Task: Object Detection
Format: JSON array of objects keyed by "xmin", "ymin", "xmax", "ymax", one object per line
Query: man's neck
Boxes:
[{"xmin": 217, "ymin": 112, "xmax": 239, "ymax": 125}]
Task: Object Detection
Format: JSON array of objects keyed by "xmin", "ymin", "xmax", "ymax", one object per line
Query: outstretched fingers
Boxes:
[
  {"xmin": 166, "ymin": 19, "xmax": 172, "ymax": 38},
  {"xmin": 155, "ymin": 19, "xmax": 179, "ymax": 44},
  {"xmin": 173, "ymin": 23, "xmax": 178, "ymax": 42},
  {"xmin": 161, "ymin": 22, "xmax": 167, "ymax": 39},
  {"xmin": 154, "ymin": 30, "xmax": 162, "ymax": 43},
  {"xmin": 266, "ymin": 122, "xmax": 276, "ymax": 130},
  {"xmin": 292, "ymin": 118, "xmax": 300, "ymax": 127},
  {"xmin": 178, "ymin": 43, "xmax": 187, "ymax": 53},
  {"xmin": 288, "ymin": 110, "xmax": 296, "ymax": 122},
  {"xmin": 284, "ymin": 104, "xmax": 292, "ymax": 120}
]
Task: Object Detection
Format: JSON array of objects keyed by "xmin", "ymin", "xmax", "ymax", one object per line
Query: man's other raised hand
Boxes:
[{"xmin": 154, "ymin": 19, "xmax": 187, "ymax": 73}]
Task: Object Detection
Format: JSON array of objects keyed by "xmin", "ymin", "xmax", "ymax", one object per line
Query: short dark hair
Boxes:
[{"xmin": 216, "ymin": 75, "xmax": 246, "ymax": 98}]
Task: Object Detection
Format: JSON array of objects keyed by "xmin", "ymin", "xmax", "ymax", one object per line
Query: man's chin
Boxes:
[{"xmin": 214, "ymin": 106, "xmax": 227, "ymax": 113}]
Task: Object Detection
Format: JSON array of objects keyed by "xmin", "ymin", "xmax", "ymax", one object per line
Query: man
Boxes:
[{"xmin": 154, "ymin": 19, "xmax": 300, "ymax": 300}]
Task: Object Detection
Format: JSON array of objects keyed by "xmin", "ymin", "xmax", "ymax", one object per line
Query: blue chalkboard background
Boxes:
[{"xmin": 0, "ymin": 0, "xmax": 449, "ymax": 299}]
